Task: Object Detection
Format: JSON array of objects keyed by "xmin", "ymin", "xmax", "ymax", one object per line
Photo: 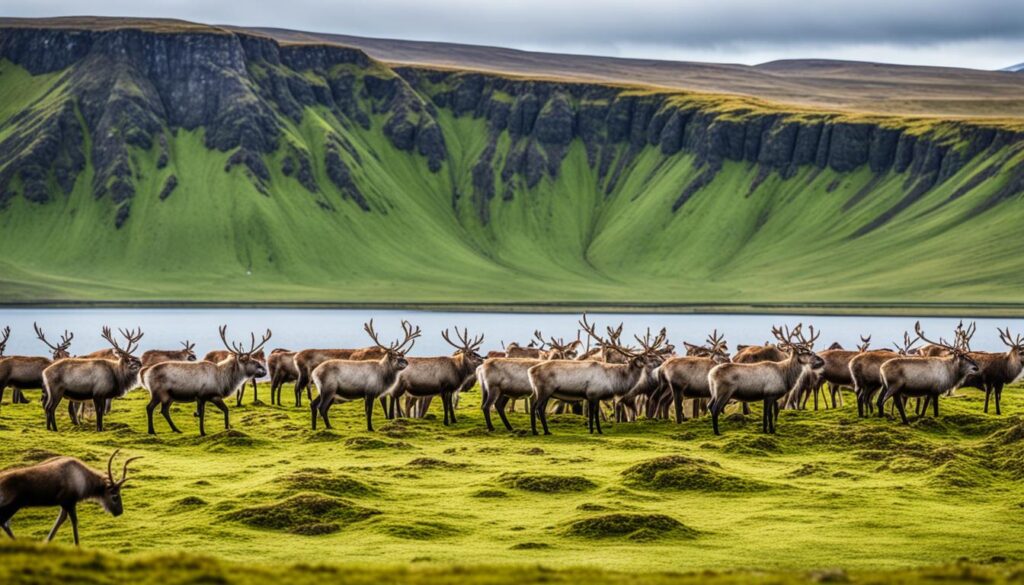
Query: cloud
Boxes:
[{"xmin": 5, "ymin": 0, "xmax": 1023, "ymax": 69}]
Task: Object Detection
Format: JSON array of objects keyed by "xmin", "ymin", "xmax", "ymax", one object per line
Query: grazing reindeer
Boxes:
[
  {"xmin": 0, "ymin": 449, "xmax": 140, "ymax": 545},
  {"xmin": 41, "ymin": 327, "xmax": 143, "ymax": 432},
  {"xmin": 292, "ymin": 345, "xmax": 387, "ymax": 407},
  {"xmin": 801, "ymin": 335, "xmax": 873, "ymax": 411},
  {"xmin": 142, "ymin": 341, "xmax": 196, "ymax": 367},
  {"xmin": 142, "ymin": 327, "xmax": 271, "ymax": 436},
  {"xmin": 878, "ymin": 322, "xmax": 979, "ymax": 423},
  {"xmin": 848, "ymin": 333, "xmax": 914, "ymax": 417},
  {"xmin": 961, "ymin": 327, "xmax": 1024, "ymax": 415},
  {"xmin": 477, "ymin": 336, "xmax": 579, "ymax": 431},
  {"xmin": 528, "ymin": 316, "xmax": 666, "ymax": 435},
  {"xmin": 708, "ymin": 325, "xmax": 824, "ymax": 435},
  {"xmin": 391, "ymin": 328, "xmax": 484, "ymax": 424},
  {"xmin": 1, "ymin": 324, "xmax": 73, "ymax": 405},
  {"xmin": 657, "ymin": 330, "xmax": 730, "ymax": 423},
  {"xmin": 268, "ymin": 349, "xmax": 299, "ymax": 406},
  {"xmin": 203, "ymin": 348, "xmax": 266, "ymax": 406},
  {"xmin": 310, "ymin": 320, "xmax": 420, "ymax": 431}
]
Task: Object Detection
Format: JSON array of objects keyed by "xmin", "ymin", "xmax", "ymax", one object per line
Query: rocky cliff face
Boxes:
[{"xmin": 1, "ymin": 24, "xmax": 1022, "ymax": 230}]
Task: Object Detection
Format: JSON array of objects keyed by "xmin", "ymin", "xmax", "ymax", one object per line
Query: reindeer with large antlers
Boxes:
[
  {"xmin": 877, "ymin": 322, "xmax": 979, "ymax": 423},
  {"xmin": 395, "ymin": 327, "xmax": 485, "ymax": 424},
  {"xmin": 310, "ymin": 320, "xmax": 420, "ymax": 431},
  {"xmin": 848, "ymin": 332, "xmax": 914, "ymax": 417},
  {"xmin": 202, "ymin": 346, "xmax": 267, "ymax": 406},
  {"xmin": 0, "ymin": 449, "xmax": 140, "ymax": 546},
  {"xmin": 1, "ymin": 324, "xmax": 73, "ymax": 406},
  {"xmin": 141, "ymin": 327, "xmax": 271, "ymax": 435},
  {"xmin": 959, "ymin": 327, "xmax": 1024, "ymax": 415},
  {"xmin": 655, "ymin": 330, "xmax": 730, "ymax": 423},
  {"xmin": 478, "ymin": 335, "xmax": 581, "ymax": 432},
  {"xmin": 291, "ymin": 342, "xmax": 388, "ymax": 408},
  {"xmin": 707, "ymin": 324, "xmax": 824, "ymax": 435},
  {"xmin": 527, "ymin": 315, "xmax": 666, "ymax": 435},
  {"xmin": 41, "ymin": 327, "xmax": 143, "ymax": 432}
]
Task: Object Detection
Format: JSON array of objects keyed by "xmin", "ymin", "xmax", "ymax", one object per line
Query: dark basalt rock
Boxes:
[
  {"xmin": 158, "ymin": 175, "xmax": 178, "ymax": 201},
  {"xmin": 325, "ymin": 143, "xmax": 370, "ymax": 211},
  {"xmin": 534, "ymin": 93, "xmax": 574, "ymax": 146}
]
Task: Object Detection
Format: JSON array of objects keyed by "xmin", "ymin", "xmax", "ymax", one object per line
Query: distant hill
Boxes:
[
  {"xmin": 1, "ymin": 17, "xmax": 1024, "ymax": 307},
  {"xmin": 1002, "ymin": 62, "xmax": 1024, "ymax": 72}
]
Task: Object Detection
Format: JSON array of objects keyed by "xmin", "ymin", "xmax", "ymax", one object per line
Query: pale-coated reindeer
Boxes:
[
  {"xmin": 477, "ymin": 336, "xmax": 579, "ymax": 431},
  {"xmin": 708, "ymin": 325, "xmax": 824, "ymax": 435},
  {"xmin": 848, "ymin": 333, "xmax": 914, "ymax": 417},
  {"xmin": 392, "ymin": 327, "xmax": 484, "ymax": 424},
  {"xmin": 292, "ymin": 345, "xmax": 387, "ymax": 407},
  {"xmin": 310, "ymin": 320, "xmax": 420, "ymax": 431},
  {"xmin": 528, "ymin": 316, "xmax": 666, "ymax": 435},
  {"xmin": 203, "ymin": 348, "xmax": 266, "ymax": 406},
  {"xmin": 41, "ymin": 327, "xmax": 143, "ymax": 432},
  {"xmin": 0, "ymin": 449, "xmax": 140, "ymax": 545},
  {"xmin": 142, "ymin": 327, "xmax": 271, "ymax": 436},
  {"xmin": 656, "ymin": 330, "xmax": 730, "ymax": 423},
  {"xmin": 1, "ymin": 324, "xmax": 72, "ymax": 406},
  {"xmin": 877, "ymin": 322, "xmax": 979, "ymax": 423},
  {"xmin": 959, "ymin": 327, "xmax": 1024, "ymax": 415},
  {"xmin": 267, "ymin": 349, "xmax": 299, "ymax": 406}
]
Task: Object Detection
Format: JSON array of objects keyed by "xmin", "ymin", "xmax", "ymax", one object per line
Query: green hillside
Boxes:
[{"xmin": 1, "ymin": 20, "xmax": 1024, "ymax": 307}]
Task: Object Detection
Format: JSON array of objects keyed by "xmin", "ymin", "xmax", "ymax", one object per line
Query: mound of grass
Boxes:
[
  {"xmin": 283, "ymin": 468, "xmax": 377, "ymax": 497},
  {"xmin": 563, "ymin": 513, "xmax": 698, "ymax": 541},
  {"xmin": 180, "ymin": 429, "xmax": 267, "ymax": 450},
  {"xmin": 722, "ymin": 435, "xmax": 783, "ymax": 456},
  {"xmin": 498, "ymin": 472, "xmax": 597, "ymax": 493},
  {"xmin": 223, "ymin": 493, "xmax": 379, "ymax": 535},
  {"xmin": 345, "ymin": 436, "xmax": 412, "ymax": 450},
  {"xmin": 471, "ymin": 489, "xmax": 510, "ymax": 498},
  {"xmin": 377, "ymin": 520, "xmax": 459, "ymax": 540},
  {"xmin": 622, "ymin": 456, "xmax": 767, "ymax": 492},
  {"xmin": 170, "ymin": 496, "xmax": 208, "ymax": 511},
  {"xmin": 406, "ymin": 457, "xmax": 466, "ymax": 469},
  {"xmin": 509, "ymin": 542, "xmax": 551, "ymax": 550}
]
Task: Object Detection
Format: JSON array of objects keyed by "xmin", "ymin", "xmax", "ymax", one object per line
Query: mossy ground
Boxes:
[{"xmin": 1, "ymin": 383, "xmax": 1024, "ymax": 580}]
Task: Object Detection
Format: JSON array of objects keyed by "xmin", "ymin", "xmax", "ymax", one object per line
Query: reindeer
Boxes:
[
  {"xmin": 707, "ymin": 324, "xmax": 824, "ymax": 435},
  {"xmin": 0, "ymin": 449, "xmax": 140, "ymax": 546},
  {"xmin": 267, "ymin": 349, "xmax": 299, "ymax": 406},
  {"xmin": 142, "ymin": 327, "xmax": 271, "ymax": 436},
  {"xmin": 656, "ymin": 330, "xmax": 730, "ymax": 423},
  {"xmin": 203, "ymin": 348, "xmax": 266, "ymax": 406},
  {"xmin": 391, "ymin": 327, "xmax": 484, "ymax": 424},
  {"xmin": 848, "ymin": 333, "xmax": 914, "ymax": 417},
  {"xmin": 960, "ymin": 327, "xmax": 1024, "ymax": 415},
  {"xmin": 292, "ymin": 345, "xmax": 387, "ymax": 407},
  {"xmin": 477, "ymin": 336, "xmax": 579, "ymax": 431},
  {"xmin": 732, "ymin": 342, "xmax": 788, "ymax": 364},
  {"xmin": 142, "ymin": 341, "xmax": 196, "ymax": 367},
  {"xmin": 1, "ymin": 324, "xmax": 73, "ymax": 406},
  {"xmin": 527, "ymin": 316, "xmax": 666, "ymax": 435},
  {"xmin": 799, "ymin": 335, "xmax": 873, "ymax": 411},
  {"xmin": 41, "ymin": 327, "xmax": 143, "ymax": 432},
  {"xmin": 877, "ymin": 322, "xmax": 979, "ymax": 423},
  {"xmin": 310, "ymin": 320, "xmax": 420, "ymax": 431}
]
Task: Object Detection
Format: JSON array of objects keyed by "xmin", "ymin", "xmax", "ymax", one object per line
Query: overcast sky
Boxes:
[{"xmin": 5, "ymin": 0, "xmax": 1024, "ymax": 70}]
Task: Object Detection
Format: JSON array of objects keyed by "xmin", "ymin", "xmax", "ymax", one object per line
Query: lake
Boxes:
[{"xmin": 0, "ymin": 308, "xmax": 1021, "ymax": 358}]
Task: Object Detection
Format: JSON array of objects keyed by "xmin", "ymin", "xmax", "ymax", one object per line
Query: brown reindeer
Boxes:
[
  {"xmin": 877, "ymin": 322, "xmax": 979, "ymax": 423},
  {"xmin": 708, "ymin": 325, "xmax": 824, "ymax": 435},
  {"xmin": 848, "ymin": 332, "xmax": 915, "ymax": 417},
  {"xmin": 657, "ymin": 330, "xmax": 730, "ymax": 423},
  {"xmin": 310, "ymin": 320, "xmax": 420, "ymax": 431},
  {"xmin": 1, "ymin": 324, "xmax": 73, "ymax": 405},
  {"xmin": 267, "ymin": 349, "xmax": 299, "ymax": 406},
  {"xmin": 41, "ymin": 327, "xmax": 143, "ymax": 432},
  {"xmin": 292, "ymin": 345, "xmax": 387, "ymax": 407},
  {"xmin": 393, "ymin": 327, "xmax": 485, "ymax": 424},
  {"xmin": 528, "ymin": 316, "xmax": 666, "ymax": 435},
  {"xmin": 0, "ymin": 449, "xmax": 140, "ymax": 545},
  {"xmin": 142, "ymin": 327, "xmax": 271, "ymax": 436},
  {"xmin": 203, "ymin": 348, "xmax": 266, "ymax": 406},
  {"xmin": 142, "ymin": 341, "xmax": 196, "ymax": 367},
  {"xmin": 732, "ymin": 340, "xmax": 788, "ymax": 364},
  {"xmin": 801, "ymin": 335, "xmax": 873, "ymax": 411},
  {"xmin": 960, "ymin": 327, "xmax": 1024, "ymax": 415}
]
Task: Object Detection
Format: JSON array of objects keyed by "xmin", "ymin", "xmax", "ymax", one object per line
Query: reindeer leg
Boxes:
[
  {"xmin": 235, "ymin": 383, "xmax": 245, "ymax": 407},
  {"xmin": 1, "ymin": 519, "xmax": 13, "ymax": 539},
  {"xmin": 539, "ymin": 397, "xmax": 552, "ymax": 435},
  {"xmin": 995, "ymin": 383, "xmax": 1004, "ymax": 415},
  {"xmin": 481, "ymin": 388, "xmax": 496, "ymax": 432},
  {"xmin": 161, "ymin": 401, "xmax": 181, "ymax": 434},
  {"xmin": 495, "ymin": 395, "xmax": 513, "ymax": 431},
  {"xmin": 67, "ymin": 402, "xmax": 79, "ymax": 426},
  {"xmin": 197, "ymin": 399, "xmax": 207, "ymax": 436},
  {"xmin": 530, "ymin": 397, "xmax": 539, "ymax": 436},
  {"xmin": 67, "ymin": 506, "xmax": 79, "ymax": 546},
  {"xmin": 593, "ymin": 399, "xmax": 604, "ymax": 434},
  {"xmin": 93, "ymin": 398, "xmax": 105, "ymax": 432},
  {"xmin": 251, "ymin": 378, "xmax": 258, "ymax": 404},
  {"xmin": 932, "ymin": 394, "xmax": 939, "ymax": 417},
  {"xmin": 364, "ymin": 395, "xmax": 374, "ymax": 432},
  {"xmin": 449, "ymin": 392, "xmax": 459, "ymax": 424},
  {"xmin": 310, "ymin": 395, "xmax": 320, "ymax": 430},
  {"xmin": 673, "ymin": 388, "xmax": 684, "ymax": 424},
  {"xmin": 294, "ymin": 372, "xmax": 306, "ymax": 407},
  {"xmin": 45, "ymin": 508, "xmax": 68, "ymax": 542},
  {"xmin": 889, "ymin": 389, "xmax": 909, "ymax": 424},
  {"xmin": 211, "ymin": 397, "xmax": 230, "ymax": 431}
]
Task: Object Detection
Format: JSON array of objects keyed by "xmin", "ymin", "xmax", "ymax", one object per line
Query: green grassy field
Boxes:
[{"xmin": 1, "ymin": 382, "xmax": 1023, "ymax": 582}]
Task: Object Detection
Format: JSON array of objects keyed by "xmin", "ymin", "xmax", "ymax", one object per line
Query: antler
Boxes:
[
  {"xmin": 793, "ymin": 324, "xmax": 820, "ymax": 350},
  {"xmin": 706, "ymin": 329, "xmax": 728, "ymax": 356},
  {"xmin": 106, "ymin": 449, "xmax": 141, "ymax": 487},
  {"xmin": 531, "ymin": 330, "xmax": 548, "ymax": 350},
  {"xmin": 954, "ymin": 321, "xmax": 976, "ymax": 353},
  {"xmin": 858, "ymin": 334, "xmax": 871, "ymax": 352},
  {"xmin": 218, "ymin": 325, "xmax": 244, "ymax": 354},
  {"xmin": 181, "ymin": 340, "xmax": 195, "ymax": 351},
  {"xmin": 442, "ymin": 327, "xmax": 484, "ymax": 354},
  {"xmin": 365, "ymin": 320, "xmax": 420, "ymax": 354},
  {"xmin": 246, "ymin": 329, "xmax": 272, "ymax": 355},
  {"xmin": 579, "ymin": 314, "xmax": 610, "ymax": 348},
  {"xmin": 0, "ymin": 325, "xmax": 9, "ymax": 353},
  {"xmin": 999, "ymin": 327, "xmax": 1024, "ymax": 349},
  {"xmin": 34, "ymin": 322, "xmax": 60, "ymax": 352},
  {"xmin": 913, "ymin": 321, "xmax": 954, "ymax": 353}
]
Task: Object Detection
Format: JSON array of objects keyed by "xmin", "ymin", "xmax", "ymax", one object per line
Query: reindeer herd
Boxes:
[{"xmin": 0, "ymin": 316, "xmax": 1020, "ymax": 438}]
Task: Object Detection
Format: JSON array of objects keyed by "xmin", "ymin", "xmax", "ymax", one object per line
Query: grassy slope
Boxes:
[
  {"xmin": 1, "ymin": 384, "xmax": 1023, "ymax": 576},
  {"xmin": 2, "ymin": 58, "xmax": 1024, "ymax": 306}
]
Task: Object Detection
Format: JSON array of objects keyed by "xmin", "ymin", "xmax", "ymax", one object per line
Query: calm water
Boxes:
[{"xmin": 0, "ymin": 308, "xmax": 1021, "ymax": 358}]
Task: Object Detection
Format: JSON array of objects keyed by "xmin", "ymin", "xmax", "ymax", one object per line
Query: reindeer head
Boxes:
[
  {"xmin": 101, "ymin": 449, "xmax": 141, "ymax": 517},
  {"xmin": 181, "ymin": 340, "xmax": 197, "ymax": 361},
  {"xmin": 893, "ymin": 331, "xmax": 920, "ymax": 355},
  {"xmin": 34, "ymin": 322, "xmax": 73, "ymax": 359},
  {"xmin": 773, "ymin": 324, "xmax": 824, "ymax": 370},
  {"xmin": 217, "ymin": 326, "xmax": 271, "ymax": 378},
  {"xmin": 998, "ymin": 327, "xmax": 1024, "ymax": 357},
  {"xmin": 0, "ymin": 326, "xmax": 9, "ymax": 356},
  {"xmin": 100, "ymin": 326, "xmax": 144, "ymax": 375},
  {"xmin": 914, "ymin": 321, "xmax": 979, "ymax": 377},
  {"xmin": 579, "ymin": 314, "xmax": 666, "ymax": 370},
  {"xmin": 364, "ymin": 319, "xmax": 420, "ymax": 371},
  {"xmin": 442, "ymin": 326, "xmax": 485, "ymax": 368}
]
